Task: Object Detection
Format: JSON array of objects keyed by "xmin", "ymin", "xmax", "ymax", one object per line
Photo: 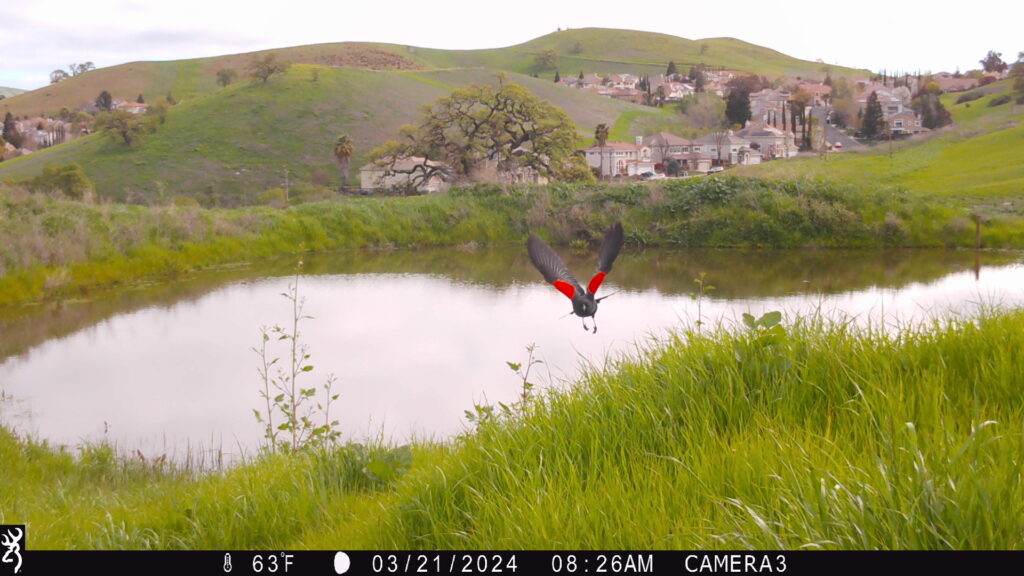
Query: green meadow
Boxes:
[
  {"xmin": 4, "ymin": 308, "xmax": 1024, "ymax": 549},
  {"xmin": 0, "ymin": 66, "xmax": 645, "ymax": 202}
]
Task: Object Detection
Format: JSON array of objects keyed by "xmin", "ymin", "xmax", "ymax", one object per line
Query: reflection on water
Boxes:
[{"xmin": 0, "ymin": 248, "xmax": 1022, "ymax": 460}]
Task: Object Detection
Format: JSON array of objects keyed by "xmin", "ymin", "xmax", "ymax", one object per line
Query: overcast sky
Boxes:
[{"xmin": 1, "ymin": 0, "xmax": 1021, "ymax": 91}]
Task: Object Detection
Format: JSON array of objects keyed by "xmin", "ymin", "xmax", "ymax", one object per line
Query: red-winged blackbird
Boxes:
[{"xmin": 527, "ymin": 221, "xmax": 625, "ymax": 333}]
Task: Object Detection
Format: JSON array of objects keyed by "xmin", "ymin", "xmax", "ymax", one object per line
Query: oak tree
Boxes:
[
  {"xmin": 248, "ymin": 54, "xmax": 291, "ymax": 84},
  {"xmin": 217, "ymin": 68, "xmax": 238, "ymax": 87},
  {"xmin": 371, "ymin": 82, "xmax": 585, "ymax": 185},
  {"xmin": 95, "ymin": 109, "xmax": 146, "ymax": 145}
]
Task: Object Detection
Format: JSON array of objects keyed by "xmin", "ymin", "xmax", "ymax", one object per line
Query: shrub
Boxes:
[
  {"xmin": 21, "ymin": 163, "xmax": 93, "ymax": 200},
  {"xmin": 290, "ymin": 182, "xmax": 334, "ymax": 204},
  {"xmin": 955, "ymin": 92, "xmax": 985, "ymax": 105},
  {"xmin": 259, "ymin": 188, "xmax": 287, "ymax": 207},
  {"xmin": 987, "ymin": 94, "xmax": 1012, "ymax": 107},
  {"xmin": 172, "ymin": 196, "xmax": 200, "ymax": 207}
]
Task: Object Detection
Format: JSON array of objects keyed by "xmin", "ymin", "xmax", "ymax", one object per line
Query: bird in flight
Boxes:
[{"xmin": 527, "ymin": 221, "xmax": 625, "ymax": 333}]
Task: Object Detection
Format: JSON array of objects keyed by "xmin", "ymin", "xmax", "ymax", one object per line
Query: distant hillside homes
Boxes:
[{"xmin": 557, "ymin": 69, "xmax": 738, "ymax": 103}]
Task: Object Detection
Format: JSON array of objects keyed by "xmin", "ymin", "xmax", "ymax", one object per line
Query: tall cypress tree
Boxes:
[
  {"xmin": 3, "ymin": 111, "xmax": 24, "ymax": 148},
  {"xmin": 862, "ymin": 91, "xmax": 886, "ymax": 139},
  {"xmin": 725, "ymin": 89, "xmax": 752, "ymax": 127}
]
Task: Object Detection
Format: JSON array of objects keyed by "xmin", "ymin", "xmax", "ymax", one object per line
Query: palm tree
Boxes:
[
  {"xmin": 333, "ymin": 134, "xmax": 354, "ymax": 184},
  {"xmin": 594, "ymin": 123, "xmax": 609, "ymax": 179}
]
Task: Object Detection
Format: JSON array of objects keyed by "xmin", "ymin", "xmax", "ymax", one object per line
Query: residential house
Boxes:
[
  {"xmin": 581, "ymin": 138, "xmax": 656, "ymax": 178},
  {"xmin": 581, "ymin": 85, "xmax": 615, "ymax": 98},
  {"xmin": 735, "ymin": 123, "xmax": 798, "ymax": 159},
  {"xmin": 116, "ymin": 102, "xmax": 149, "ymax": 115},
  {"xmin": 500, "ymin": 165, "xmax": 549, "ymax": 185},
  {"xmin": 798, "ymin": 82, "xmax": 832, "ymax": 106},
  {"xmin": 642, "ymin": 132, "xmax": 694, "ymax": 164},
  {"xmin": 749, "ymin": 88, "xmax": 792, "ymax": 124},
  {"xmin": 857, "ymin": 87, "xmax": 930, "ymax": 135},
  {"xmin": 558, "ymin": 76, "xmax": 583, "ymax": 89},
  {"xmin": 667, "ymin": 152, "xmax": 713, "ymax": 173},
  {"xmin": 494, "ymin": 149, "xmax": 550, "ymax": 185},
  {"xmin": 886, "ymin": 111, "xmax": 929, "ymax": 136},
  {"xmin": 14, "ymin": 117, "xmax": 70, "ymax": 150},
  {"xmin": 608, "ymin": 88, "xmax": 644, "ymax": 104},
  {"xmin": 648, "ymin": 74, "xmax": 694, "ymax": 99},
  {"xmin": 609, "ymin": 74, "xmax": 640, "ymax": 89},
  {"xmin": 581, "ymin": 73, "xmax": 605, "ymax": 88},
  {"xmin": 694, "ymin": 131, "xmax": 754, "ymax": 165},
  {"xmin": 359, "ymin": 156, "xmax": 449, "ymax": 193},
  {"xmin": 735, "ymin": 147, "xmax": 762, "ymax": 166},
  {"xmin": 661, "ymin": 81, "xmax": 695, "ymax": 101},
  {"xmin": 856, "ymin": 84, "xmax": 909, "ymax": 114}
]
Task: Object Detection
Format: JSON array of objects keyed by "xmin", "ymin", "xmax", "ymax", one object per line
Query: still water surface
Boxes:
[{"xmin": 1, "ymin": 248, "xmax": 1022, "ymax": 461}]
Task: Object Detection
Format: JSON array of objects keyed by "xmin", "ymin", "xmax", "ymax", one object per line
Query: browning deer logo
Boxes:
[{"xmin": 1, "ymin": 526, "xmax": 22, "ymax": 574}]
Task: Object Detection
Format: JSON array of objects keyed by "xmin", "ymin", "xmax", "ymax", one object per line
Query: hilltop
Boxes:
[{"xmin": 1, "ymin": 29, "xmax": 862, "ymax": 118}]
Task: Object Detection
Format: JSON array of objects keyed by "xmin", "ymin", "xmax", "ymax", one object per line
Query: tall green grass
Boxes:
[
  {"xmin": 3, "ymin": 177, "xmax": 1021, "ymax": 305},
  {"xmin": 0, "ymin": 185, "xmax": 523, "ymax": 304},
  {"xmin": 4, "ymin": 309, "xmax": 1024, "ymax": 549}
]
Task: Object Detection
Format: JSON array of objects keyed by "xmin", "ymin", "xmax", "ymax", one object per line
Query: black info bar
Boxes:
[{"xmin": 15, "ymin": 550, "xmax": 1018, "ymax": 576}]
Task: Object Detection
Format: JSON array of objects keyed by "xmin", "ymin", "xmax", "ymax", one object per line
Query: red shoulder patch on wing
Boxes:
[
  {"xmin": 587, "ymin": 271, "xmax": 607, "ymax": 295},
  {"xmin": 552, "ymin": 279, "xmax": 576, "ymax": 299}
]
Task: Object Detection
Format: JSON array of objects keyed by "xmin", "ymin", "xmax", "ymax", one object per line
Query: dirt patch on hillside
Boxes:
[{"xmin": 313, "ymin": 47, "xmax": 421, "ymax": 71}]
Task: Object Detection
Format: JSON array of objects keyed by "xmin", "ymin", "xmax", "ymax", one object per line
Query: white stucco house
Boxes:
[{"xmin": 581, "ymin": 138, "xmax": 656, "ymax": 178}]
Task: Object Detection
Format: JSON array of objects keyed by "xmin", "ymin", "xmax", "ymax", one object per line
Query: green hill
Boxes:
[
  {"xmin": 0, "ymin": 86, "xmax": 25, "ymax": 99},
  {"xmin": 0, "ymin": 44, "xmax": 423, "ymax": 119},
  {"xmin": 0, "ymin": 28, "xmax": 883, "ymax": 203},
  {"xmin": 0, "ymin": 65, "xmax": 648, "ymax": 203},
  {"xmin": 1, "ymin": 28, "xmax": 863, "ymax": 119},
  {"xmin": 734, "ymin": 80, "xmax": 1024, "ymax": 211}
]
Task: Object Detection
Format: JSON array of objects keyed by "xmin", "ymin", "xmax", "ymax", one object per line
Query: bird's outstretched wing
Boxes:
[
  {"xmin": 528, "ymin": 234, "xmax": 582, "ymax": 300},
  {"xmin": 587, "ymin": 221, "xmax": 624, "ymax": 295}
]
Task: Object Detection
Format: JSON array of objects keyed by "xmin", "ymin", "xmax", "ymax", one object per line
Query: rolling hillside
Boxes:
[
  {"xmin": 734, "ymin": 81, "xmax": 1024, "ymax": 209},
  {"xmin": 0, "ymin": 86, "xmax": 25, "ymax": 99},
  {"xmin": 0, "ymin": 65, "xmax": 648, "ymax": 203},
  {"xmin": 0, "ymin": 27, "xmax": 930, "ymax": 204},
  {"xmin": 0, "ymin": 28, "xmax": 863, "ymax": 119}
]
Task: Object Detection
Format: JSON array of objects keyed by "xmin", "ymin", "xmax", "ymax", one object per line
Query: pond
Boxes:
[{"xmin": 1, "ymin": 247, "xmax": 1022, "ymax": 463}]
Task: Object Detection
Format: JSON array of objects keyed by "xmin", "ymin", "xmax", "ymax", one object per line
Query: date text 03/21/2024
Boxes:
[{"xmin": 369, "ymin": 553, "xmax": 656, "ymax": 574}]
